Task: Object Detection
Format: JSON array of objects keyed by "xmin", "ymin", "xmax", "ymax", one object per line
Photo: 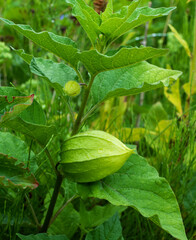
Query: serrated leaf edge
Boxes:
[
  {"xmin": 0, "ymin": 153, "xmax": 39, "ymax": 189},
  {"xmin": 0, "ymin": 94, "xmax": 34, "ymax": 123}
]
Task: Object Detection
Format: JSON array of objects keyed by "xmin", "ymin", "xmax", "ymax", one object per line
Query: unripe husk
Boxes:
[
  {"xmin": 58, "ymin": 130, "xmax": 133, "ymax": 183},
  {"xmin": 64, "ymin": 80, "xmax": 81, "ymax": 97}
]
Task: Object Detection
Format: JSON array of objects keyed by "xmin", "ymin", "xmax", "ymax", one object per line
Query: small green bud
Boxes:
[
  {"xmin": 64, "ymin": 80, "xmax": 81, "ymax": 97},
  {"xmin": 99, "ymin": 33, "xmax": 104, "ymax": 40},
  {"xmin": 58, "ymin": 130, "xmax": 133, "ymax": 182}
]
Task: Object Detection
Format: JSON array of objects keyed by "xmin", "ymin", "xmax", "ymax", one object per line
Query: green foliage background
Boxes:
[{"xmin": 0, "ymin": 0, "xmax": 196, "ymax": 240}]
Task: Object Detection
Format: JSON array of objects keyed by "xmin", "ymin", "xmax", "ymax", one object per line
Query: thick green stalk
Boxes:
[
  {"xmin": 40, "ymin": 173, "xmax": 63, "ymax": 233},
  {"xmin": 71, "ymin": 75, "xmax": 95, "ymax": 136}
]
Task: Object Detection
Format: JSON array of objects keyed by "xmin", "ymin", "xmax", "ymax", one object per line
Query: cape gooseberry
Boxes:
[
  {"xmin": 64, "ymin": 80, "xmax": 81, "ymax": 97},
  {"xmin": 58, "ymin": 130, "xmax": 133, "ymax": 182}
]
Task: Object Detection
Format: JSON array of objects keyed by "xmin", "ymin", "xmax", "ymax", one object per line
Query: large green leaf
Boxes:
[
  {"xmin": 0, "ymin": 132, "xmax": 37, "ymax": 173},
  {"xmin": 91, "ymin": 61, "xmax": 182, "ymax": 105},
  {"xmin": 78, "ymin": 154, "xmax": 187, "ymax": 240},
  {"xmin": 100, "ymin": 6, "xmax": 175, "ymax": 44},
  {"xmin": 17, "ymin": 234, "xmax": 69, "ymax": 240},
  {"xmin": 66, "ymin": 0, "xmax": 101, "ymax": 45},
  {"xmin": 11, "ymin": 49, "xmax": 77, "ymax": 95},
  {"xmin": 0, "ymin": 154, "xmax": 38, "ymax": 189},
  {"xmin": 2, "ymin": 116, "xmax": 56, "ymax": 146},
  {"xmin": 80, "ymin": 47, "xmax": 167, "ymax": 76},
  {"xmin": 0, "ymin": 87, "xmax": 56, "ymax": 146},
  {"xmin": 11, "ymin": 47, "xmax": 33, "ymax": 64},
  {"xmin": 85, "ymin": 213, "xmax": 124, "ymax": 240},
  {"xmin": 0, "ymin": 18, "xmax": 79, "ymax": 68},
  {"xmin": 30, "ymin": 57, "xmax": 77, "ymax": 95},
  {"xmin": 80, "ymin": 201, "xmax": 126, "ymax": 231}
]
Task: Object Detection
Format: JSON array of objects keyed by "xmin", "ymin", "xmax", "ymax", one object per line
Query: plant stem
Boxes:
[
  {"xmin": 25, "ymin": 193, "xmax": 41, "ymax": 229},
  {"xmin": 40, "ymin": 173, "xmax": 63, "ymax": 233},
  {"xmin": 71, "ymin": 75, "xmax": 95, "ymax": 136},
  {"xmin": 40, "ymin": 73, "xmax": 95, "ymax": 233}
]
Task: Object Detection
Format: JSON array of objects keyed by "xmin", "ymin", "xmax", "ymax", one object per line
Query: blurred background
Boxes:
[{"xmin": 0, "ymin": 0, "xmax": 196, "ymax": 239}]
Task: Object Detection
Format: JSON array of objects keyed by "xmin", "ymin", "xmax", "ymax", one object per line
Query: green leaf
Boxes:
[
  {"xmin": 0, "ymin": 18, "xmax": 79, "ymax": 68},
  {"xmin": 85, "ymin": 213, "xmax": 124, "ymax": 240},
  {"xmin": 30, "ymin": 57, "xmax": 77, "ymax": 95},
  {"xmin": 80, "ymin": 201, "xmax": 126, "ymax": 230},
  {"xmin": 91, "ymin": 61, "xmax": 182, "ymax": 105},
  {"xmin": 17, "ymin": 233, "xmax": 69, "ymax": 240},
  {"xmin": 19, "ymin": 100, "xmax": 46, "ymax": 125},
  {"xmin": 3, "ymin": 117, "xmax": 56, "ymax": 146},
  {"xmin": 78, "ymin": 154, "xmax": 187, "ymax": 240},
  {"xmin": 101, "ymin": 0, "xmax": 114, "ymax": 21},
  {"xmin": 100, "ymin": 6, "xmax": 175, "ymax": 44},
  {"xmin": 48, "ymin": 204, "xmax": 80, "ymax": 238},
  {"xmin": 62, "ymin": 178, "xmax": 78, "ymax": 202},
  {"xmin": 145, "ymin": 102, "xmax": 168, "ymax": 131},
  {"xmin": 66, "ymin": 0, "xmax": 101, "ymax": 45},
  {"xmin": 0, "ymin": 87, "xmax": 56, "ymax": 146},
  {"xmin": 80, "ymin": 47, "xmax": 168, "ymax": 76},
  {"xmin": 0, "ymin": 93, "xmax": 34, "ymax": 125},
  {"xmin": 0, "ymin": 132, "xmax": 37, "ymax": 173},
  {"xmin": 0, "ymin": 87, "xmax": 46, "ymax": 124},
  {"xmin": 10, "ymin": 50, "xmax": 78, "ymax": 95},
  {"xmin": 11, "ymin": 47, "xmax": 33, "ymax": 64},
  {"xmin": 102, "ymin": 0, "xmax": 140, "ymax": 22},
  {"xmin": 0, "ymin": 154, "xmax": 38, "ymax": 189}
]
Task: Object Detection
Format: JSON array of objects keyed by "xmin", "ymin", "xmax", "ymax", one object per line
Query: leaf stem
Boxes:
[
  {"xmin": 76, "ymin": 68, "xmax": 85, "ymax": 83},
  {"xmin": 40, "ymin": 173, "xmax": 63, "ymax": 233},
  {"xmin": 81, "ymin": 103, "xmax": 100, "ymax": 124},
  {"xmin": 27, "ymin": 140, "xmax": 33, "ymax": 169},
  {"xmin": 71, "ymin": 75, "xmax": 96, "ymax": 136},
  {"xmin": 49, "ymin": 194, "xmax": 78, "ymax": 226}
]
